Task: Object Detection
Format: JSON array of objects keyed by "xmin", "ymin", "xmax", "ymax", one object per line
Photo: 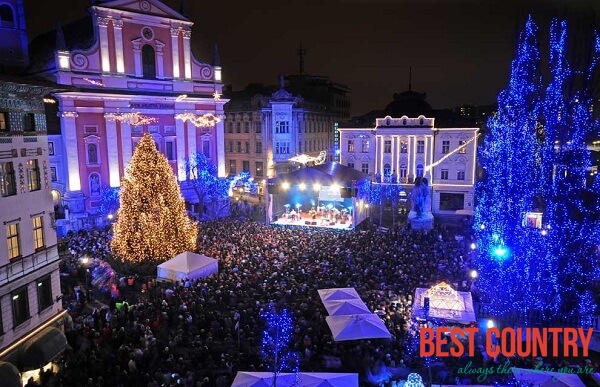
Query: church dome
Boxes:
[{"xmin": 383, "ymin": 90, "xmax": 433, "ymax": 117}]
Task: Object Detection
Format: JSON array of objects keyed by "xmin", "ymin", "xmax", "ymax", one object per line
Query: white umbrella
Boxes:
[
  {"xmin": 326, "ymin": 314, "xmax": 391, "ymax": 341},
  {"xmin": 297, "ymin": 373, "xmax": 359, "ymax": 387},
  {"xmin": 318, "ymin": 288, "xmax": 361, "ymax": 303},
  {"xmin": 322, "ymin": 299, "xmax": 371, "ymax": 316},
  {"xmin": 231, "ymin": 372, "xmax": 296, "ymax": 387}
]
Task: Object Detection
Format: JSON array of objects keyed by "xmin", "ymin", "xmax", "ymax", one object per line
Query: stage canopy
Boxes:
[
  {"xmin": 232, "ymin": 372, "xmax": 359, "ymax": 387},
  {"xmin": 157, "ymin": 252, "xmax": 218, "ymax": 282},
  {"xmin": 268, "ymin": 162, "xmax": 368, "ymax": 187},
  {"xmin": 412, "ymin": 282, "xmax": 476, "ymax": 325}
]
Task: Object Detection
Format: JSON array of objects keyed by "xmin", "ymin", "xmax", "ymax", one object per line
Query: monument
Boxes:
[{"xmin": 407, "ymin": 177, "xmax": 434, "ymax": 231}]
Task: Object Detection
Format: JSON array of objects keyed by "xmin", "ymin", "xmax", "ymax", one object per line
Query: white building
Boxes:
[{"xmin": 338, "ymin": 115, "xmax": 479, "ymax": 215}]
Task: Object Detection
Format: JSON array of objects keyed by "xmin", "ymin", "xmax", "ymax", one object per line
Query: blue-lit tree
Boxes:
[
  {"xmin": 540, "ymin": 21, "xmax": 600, "ymax": 326},
  {"xmin": 97, "ymin": 185, "xmax": 120, "ymax": 219},
  {"xmin": 474, "ymin": 15, "xmax": 543, "ymax": 320},
  {"xmin": 184, "ymin": 152, "xmax": 230, "ymax": 219},
  {"xmin": 260, "ymin": 308, "xmax": 300, "ymax": 384}
]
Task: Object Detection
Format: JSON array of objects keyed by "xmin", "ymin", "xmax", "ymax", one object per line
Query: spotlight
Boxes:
[
  {"xmin": 282, "ymin": 182, "xmax": 290, "ymax": 190},
  {"xmin": 470, "ymin": 243, "xmax": 477, "ymax": 250},
  {"xmin": 313, "ymin": 184, "xmax": 321, "ymax": 192},
  {"xmin": 299, "ymin": 183, "xmax": 306, "ymax": 191},
  {"xmin": 470, "ymin": 270, "xmax": 478, "ymax": 279},
  {"xmin": 480, "ymin": 224, "xmax": 486, "ymax": 230},
  {"xmin": 541, "ymin": 229, "xmax": 548, "ymax": 236},
  {"xmin": 487, "ymin": 320, "xmax": 494, "ymax": 329}
]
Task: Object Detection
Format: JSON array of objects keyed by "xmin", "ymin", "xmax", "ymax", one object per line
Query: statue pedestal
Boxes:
[{"xmin": 408, "ymin": 211, "xmax": 434, "ymax": 231}]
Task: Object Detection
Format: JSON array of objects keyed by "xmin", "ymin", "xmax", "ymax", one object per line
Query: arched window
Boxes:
[
  {"xmin": 87, "ymin": 143, "xmax": 98, "ymax": 164},
  {"xmin": 142, "ymin": 45, "xmax": 156, "ymax": 78},
  {"xmin": 89, "ymin": 173, "xmax": 101, "ymax": 196},
  {"xmin": 0, "ymin": 5, "xmax": 14, "ymax": 27}
]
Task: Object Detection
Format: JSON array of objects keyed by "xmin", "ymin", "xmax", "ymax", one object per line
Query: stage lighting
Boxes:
[
  {"xmin": 487, "ymin": 320, "xmax": 494, "ymax": 329},
  {"xmin": 313, "ymin": 183, "xmax": 321, "ymax": 192},
  {"xmin": 299, "ymin": 183, "xmax": 306, "ymax": 191},
  {"xmin": 282, "ymin": 182, "xmax": 290, "ymax": 190}
]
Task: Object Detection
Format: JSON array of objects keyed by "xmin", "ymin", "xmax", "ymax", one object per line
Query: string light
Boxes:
[
  {"xmin": 260, "ymin": 308, "xmax": 300, "ymax": 378},
  {"xmin": 175, "ymin": 112, "xmax": 222, "ymax": 128},
  {"xmin": 111, "ymin": 133, "xmax": 198, "ymax": 264}
]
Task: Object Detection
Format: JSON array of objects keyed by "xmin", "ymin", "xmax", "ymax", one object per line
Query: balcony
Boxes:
[{"xmin": 0, "ymin": 244, "xmax": 59, "ymax": 287}]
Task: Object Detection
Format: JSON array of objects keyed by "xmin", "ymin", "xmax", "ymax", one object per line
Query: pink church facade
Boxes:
[{"xmin": 31, "ymin": 0, "xmax": 226, "ymax": 229}]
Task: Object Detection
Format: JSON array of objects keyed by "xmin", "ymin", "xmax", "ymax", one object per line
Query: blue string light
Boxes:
[{"xmin": 260, "ymin": 308, "xmax": 300, "ymax": 377}]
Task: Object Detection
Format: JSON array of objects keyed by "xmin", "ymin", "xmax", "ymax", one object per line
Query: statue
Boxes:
[{"xmin": 408, "ymin": 177, "xmax": 433, "ymax": 230}]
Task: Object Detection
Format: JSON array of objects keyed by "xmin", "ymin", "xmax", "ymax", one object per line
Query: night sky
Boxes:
[{"xmin": 25, "ymin": 0, "xmax": 600, "ymax": 116}]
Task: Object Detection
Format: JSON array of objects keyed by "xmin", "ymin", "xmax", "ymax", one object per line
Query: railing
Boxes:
[{"xmin": 0, "ymin": 244, "xmax": 59, "ymax": 287}]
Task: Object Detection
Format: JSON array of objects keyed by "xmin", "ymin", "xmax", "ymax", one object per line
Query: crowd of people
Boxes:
[{"xmin": 32, "ymin": 219, "xmax": 593, "ymax": 386}]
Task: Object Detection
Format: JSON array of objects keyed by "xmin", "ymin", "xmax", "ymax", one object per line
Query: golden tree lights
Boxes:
[{"xmin": 111, "ymin": 133, "xmax": 198, "ymax": 264}]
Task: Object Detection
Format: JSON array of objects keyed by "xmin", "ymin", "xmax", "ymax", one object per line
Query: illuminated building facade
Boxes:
[
  {"xmin": 0, "ymin": 0, "xmax": 66, "ymax": 381},
  {"xmin": 224, "ymin": 77, "xmax": 337, "ymax": 190},
  {"xmin": 338, "ymin": 115, "xmax": 479, "ymax": 215},
  {"xmin": 28, "ymin": 0, "xmax": 226, "ymax": 230}
]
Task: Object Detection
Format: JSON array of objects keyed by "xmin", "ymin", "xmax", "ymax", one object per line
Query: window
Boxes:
[
  {"xmin": 442, "ymin": 140, "xmax": 450, "ymax": 154},
  {"xmin": 298, "ymin": 141, "xmax": 302, "ymax": 153},
  {"xmin": 229, "ymin": 160, "xmax": 236, "ymax": 174},
  {"xmin": 275, "ymin": 141, "xmax": 289, "ymax": 154},
  {"xmin": 228, "ymin": 141, "xmax": 234, "ymax": 153},
  {"xmin": 32, "ymin": 216, "xmax": 44, "ymax": 250},
  {"xmin": 361, "ymin": 140, "xmax": 370, "ymax": 153},
  {"xmin": 228, "ymin": 122, "xmax": 233, "ymax": 133},
  {"xmin": 384, "ymin": 140, "xmax": 392, "ymax": 153},
  {"xmin": 166, "ymin": 141, "xmax": 175, "ymax": 161},
  {"xmin": 0, "ymin": 112, "xmax": 9, "ymax": 131},
  {"xmin": 202, "ymin": 140, "xmax": 210, "ymax": 158},
  {"xmin": 275, "ymin": 121, "xmax": 289, "ymax": 134},
  {"xmin": 87, "ymin": 143, "xmax": 99, "ymax": 164},
  {"xmin": 255, "ymin": 162, "xmax": 263, "ymax": 177},
  {"xmin": 244, "ymin": 122, "xmax": 250, "ymax": 133},
  {"xmin": 0, "ymin": 5, "xmax": 15, "ymax": 27},
  {"xmin": 457, "ymin": 170, "xmax": 466, "ymax": 180},
  {"xmin": 399, "ymin": 165, "xmax": 407, "ymax": 180},
  {"xmin": 27, "ymin": 159, "xmax": 41, "ymax": 191},
  {"xmin": 237, "ymin": 141, "xmax": 242, "ymax": 153},
  {"xmin": 347, "ymin": 140, "xmax": 354, "ymax": 152},
  {"xmin": 348, "ymin": 162, "xmax": 355, "ymax": 169},
  {"xmin": 242, "ymin": 161, "xmax": 250, "ymax": 172},
  {"xmin": 361, "ymin": 163, "xmax": 369, "ymax": 174},
  {"xmin": 439, "ymin": 192, "xmax": 465, "ymax": 211},
  {"xmin": 417, "ymin": 140, "xmax": 425, "ymax": 153},
  {"xmin": 142, "ymin": 44, "xmax": 156, "ymax": 78},
  {"xmin": 23, "ymin": 113, "xmax": 35, "ymax": 132},
  {"xmin": 0, "ymin": 162, "xmax": 16, "ymax": 197},
  {"xmin": 256, "ymin": 141, "xmax": 262, "ymax": 154},
  {"xmin": 416, "ymin": 164, "xmax": 424, "ymax": 178},
  {"xmin": 50, "ymin": 167, "xmax": 57, "ymax": 182},
  {"xmin": 245, "ymin": 140, "xmax": 250, "ymax": 154},
  {"xmin": 400, "ymin": 141, "xmax": 408, "ymax": 153},
  {"xmin": 459, "ymin": 140, "xmax": 467, "ymax": 154},
  {"xmin": 384, "ymin": 163, "xmax": 391, "ymax": 176},
  {"xmin": 6, "ymin": 223, "xmax": 20, "ymax": 259},
  {"xmin": 441, "ymin": 169, "xmax": 449, "ymax": 180},
  {"xmin": 48, "ymin": 142, "xmax": 54, "ymax": 156},
  {"xmin": 12, "ymin": 287, "xmax": 30, "ymax": 327},
  {"xmin": 255, "ymin": 122, "xmax": 262, "ymax": 133},
  {"xmin": 236, "ymin": 122, "xmax": 241, "ymax": 133},
  {"xmin": 90, "ymin": 173, "xmax": 101, "ymax": 196},
  {"xmin": 37, "ymin": 277, "xmax": 53, "ymax": 312}
]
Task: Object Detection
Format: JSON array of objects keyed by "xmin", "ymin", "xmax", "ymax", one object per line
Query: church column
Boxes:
[
  {"xmin": 60, "ymin": 112, "xmax": 81, "ymax": 191},
  {"xmin": 120, "ymin": 122, "xmax": 133, "ymax": 170},
  {"xmin": 104, "ymin": 115, "xmax": 121, "ymax": 187},
  {"xmin": 187, "ymin": 121, "xmax": 197, "ymax": 164},
  {"xmin": 156, "ymin": 41, "xmax": 165, "ymax": 78},
  {"xmin": 175, "ymin": 119, "xmax": 186, "ymax": 181},
  {"xmin": 132, "ymin": 39, "xmax": 142, "ymax": 77},
  {"xmin": 182, "ymin": 30, "xmax": 192, "ymax": 79},
  {"xmin": 408, "ymin": 135, "xmax": 415, "ymax": 178},
  {"xmin": 97, "ymin": 16, "xmax": 111, "ymax": 73},
  {"xmin": 113, "ymin": 19, "xmax": 125, "ymax": 74},
  {"xmin": 215, "ymin": 108, "xmax": 226, "ymax": 178},
  {"xmin": 170, "ymin": 28, "xmax": 180, "ymax": 78}
]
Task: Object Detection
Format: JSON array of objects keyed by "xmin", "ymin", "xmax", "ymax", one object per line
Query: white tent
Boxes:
[
  {"xmin": 322, "ymin": 299, "xmax": 371, "ymax": 316},
  {"xmin": 156, "ymin": 252, "xmax": 218, "ymax": 282},
  {"xmin": 512, "ymin": 367, "xmax": 586, "ymax": 387},
  {"xmin": 318, "ymin": 288, "xmax": 361, "ymax": 303},
  {"xmin": 326, "ymin": 314, "xmax": 391, "ymax": 341},
  {"xmin": 231, "ymin": 372, "xmax": 358, "ymax": 387},
  {"xmin": 412, "ymin": 282, "xmax": 476, "ymax": 324}
]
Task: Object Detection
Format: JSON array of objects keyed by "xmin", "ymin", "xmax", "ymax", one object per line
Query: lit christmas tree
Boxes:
[
  {"xmin": 111, "ymin": 133, "xmax": 198, "ymax": 264},
  {"xmin": 260, "ymin": 308, "xmax": 299, "ymax": 382},
  {"xmin": 474, "ymin": 15, "xmax": 543, "ymax": 320}
]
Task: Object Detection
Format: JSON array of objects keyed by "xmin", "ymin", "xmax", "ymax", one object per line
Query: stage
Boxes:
[{"xmin": 271, "ymin": 212, "xmax": 354, "ymax": 230}]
